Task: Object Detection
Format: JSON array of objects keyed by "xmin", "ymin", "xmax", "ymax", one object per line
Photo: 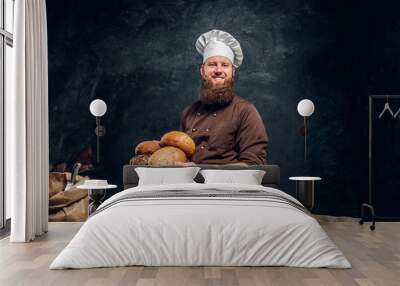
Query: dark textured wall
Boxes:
[{"xmin": 47, "ymin": 0, "xmax": 400, "ymax": 217}]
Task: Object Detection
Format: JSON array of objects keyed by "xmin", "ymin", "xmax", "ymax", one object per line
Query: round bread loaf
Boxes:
[
  {"xmin": 129, "ymin": 154, "xmax": 150, "ymax": 165},
  {"xmin": 135, "ymin": 140, "xmax": 161, "ymax": 155},
  {"xmin": 160, "ymin": 131, "xmax": 195, "ymax": 157},
  {"xmin": 148, "ymin": 146, "xmax": 188, "ymax": 166}
]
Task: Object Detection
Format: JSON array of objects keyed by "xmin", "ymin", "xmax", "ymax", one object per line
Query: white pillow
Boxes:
[
  {"xmin": 200, "ymin": 169, "xmax": 266, "ymax": 185},
  {"xmin": 135, "ymin": 167, "xmax": 201, "ymax": 186}
]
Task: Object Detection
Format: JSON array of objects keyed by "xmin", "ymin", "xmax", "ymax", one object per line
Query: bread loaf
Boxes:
[
  {"xmin": 160, "ymin": 131, "xmax": 195, "ymax": 157},
  {"xmin": 148, "ymin": 146, "xmax": 188, "ymax": 166},
  {"xmin": 135, "ymin": 140, "xmax": 161, "ymax": 155},
  {"xmin": 129, "ymin": 154, "xmax": 150, "ymax": 165}
]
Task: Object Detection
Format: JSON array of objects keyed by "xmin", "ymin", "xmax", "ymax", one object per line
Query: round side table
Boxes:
[
  {"xmin": 77, "ymin": 184, "xmax": 117, "ymax": 215},
  {"xmin": 289, "ymin": 176, "xmax": 321, "ymax": 210}
]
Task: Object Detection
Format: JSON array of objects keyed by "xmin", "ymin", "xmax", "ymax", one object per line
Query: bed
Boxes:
[{"xmin": 49, "ymin": 165, "xmax": 350, "ymax": 269}]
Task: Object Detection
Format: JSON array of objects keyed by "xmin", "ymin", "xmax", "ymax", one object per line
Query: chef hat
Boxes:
[{"xmin": 195, "ymin": 29, "xmax": 243, "ymax": 68}]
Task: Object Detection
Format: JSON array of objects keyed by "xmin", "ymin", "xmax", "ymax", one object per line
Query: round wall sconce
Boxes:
[
  {"xmin": 297, "ymin": 99, "xmax": 315, "ymax": 117},
  {"xmin": 297, "ymin": 99, "xmax": 315, "ymax": 162},
  {"xmin": 90, "ymin": 99, "xmax": 107, "ymax": 117},
  {"xmin": 89, "ymin": 99, "xmax": 107, "ymax": 163}
]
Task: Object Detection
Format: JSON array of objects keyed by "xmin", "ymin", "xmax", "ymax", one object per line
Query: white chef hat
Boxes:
[{"xmin": 195, "ymin": 29, "xmax": 243, "ymax": 68}]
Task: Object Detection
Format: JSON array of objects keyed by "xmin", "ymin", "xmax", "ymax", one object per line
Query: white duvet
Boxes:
[{"xmin": 50, "ymin": 183, "xmax": 351, "ymax": 269}]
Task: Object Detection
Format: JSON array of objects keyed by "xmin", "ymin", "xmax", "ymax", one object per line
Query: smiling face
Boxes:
[
  {"xmin": 200, "ymin": 56, "xmax": 235, "ymax": 87},
  {"xmin": 198, "ymin": 56, "xmax": 236, "ymax": 106}
]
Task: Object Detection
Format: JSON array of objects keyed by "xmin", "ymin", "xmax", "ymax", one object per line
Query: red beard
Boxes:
[{"xmin": 199, "ymin": 76, "xmax": 235, "ymax": 106}]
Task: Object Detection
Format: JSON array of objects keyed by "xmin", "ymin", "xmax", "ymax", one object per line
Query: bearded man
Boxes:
[{"xmin": 179, "ymin": 30, "xmax": 268, "ymax": 166}]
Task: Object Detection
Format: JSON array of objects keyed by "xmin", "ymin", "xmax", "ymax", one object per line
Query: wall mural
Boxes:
[{"xmin": 47, "ymin": 0, "xmax": 400, "ymax": 218}]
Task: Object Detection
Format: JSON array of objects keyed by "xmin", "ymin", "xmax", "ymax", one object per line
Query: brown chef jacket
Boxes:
[{"xmin": 180, "ymin": 95, "xmax": 268, "ymax": 165}]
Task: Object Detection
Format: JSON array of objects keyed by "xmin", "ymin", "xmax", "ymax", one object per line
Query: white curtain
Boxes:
[{"xmin": 6, "ymin": 0, "xmax": 49, "ymax": 242}]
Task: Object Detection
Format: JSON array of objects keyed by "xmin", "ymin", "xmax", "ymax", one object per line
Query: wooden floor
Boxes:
[{"xmin": 0, "ymin": 221, "xmax": 399, "ymax": 286}]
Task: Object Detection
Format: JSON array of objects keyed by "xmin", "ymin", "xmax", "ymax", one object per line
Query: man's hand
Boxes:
[{"xmin": 174, "ymin": 161, "xmax": 196, "ymax": 167}]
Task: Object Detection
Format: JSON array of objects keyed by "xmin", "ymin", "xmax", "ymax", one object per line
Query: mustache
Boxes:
[
  {"xmin": 211, "ymin": 74, "xmax": 225, "ymax": 78},
  {"xmin": 201, "ymin": 74, "xmax": 232, "ymax": 89}
]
